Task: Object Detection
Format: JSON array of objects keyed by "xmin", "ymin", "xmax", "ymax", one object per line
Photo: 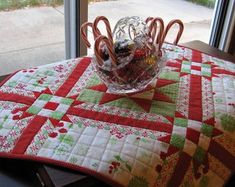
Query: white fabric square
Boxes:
[
  {"xmin": 191, "ymin": 70, "xmax": 201, "ymax": 75},
  {"xmin": 122, "ymin": 143, "xmax": 138, "ymax": 158},
  {"xmin": 82, "ymin": 157, "xmax": 100, "ymax": 170},
  {"xmin": 101, "ymin": 150, "xmax": 120, "ymax": 162},
  {"xmin": 136, "ymin": 147, "xmax": 152, "ymax": 165},
  {"xmin": 68, "ymin": 154, "xmax": 85, "ymax": 165},
  {"xmin": 33, "ymin": 100, "xmax": 46, "ymax": 108},
  {"xmin": 33, "ymin": 86, "xmax": 45, "ymax": 92},
  {"xmin": 50, "ymin": 96, "xmax": 62, "ymax": 103},
  {"xmin": 43, "ymin": 138, "xmax": 61, "ymax": 149},
  {"xmin": 52, "ymin": 150, "xmax": 70, "ymax": 161},
  {"xmin": 83, "ymin": 126, "xmax": 98, "ymax": 136},
  {"xmin": 106, "ymin": 138, "xmax": 124, "ymax": 152},
  {"xmin": 56, "ymin": 104, "xmax": 70, "ymax": 112},
  {"xmin": 28, "ymin": 79, "xmax": 37, "ymax": 84},
  {"xmin": 120, "ymin": 153, "xmax": 135, "ymax": 166},
  {"xmin": 0, "ymin": 128, "xmax": 10, "ymax": 136},
  {"xmin": 98, "ymin": 161, "xmax": 112, "ymax": 176},
  {"xmin": 139, "ymin": 137, "xmax": 155, "ymax": 151},
  {"xmin": 172, "ymin": 125, "xmax": 187, "ymax": 137},
  {"xmin": 2, "ymin": 119, "xmax": 15, "ymax": 129},
  {"xmin": 26, "ymin": 85, "xmax": 35, "ymax": 91},
  {"xmin": 183, "ymin": 139, "xmax": 197, "ymax": 156},
  {"xmin": 181, "ymin": 64, "xmax": 191, "ymax": 70},
  {"xmin": 153, "ymin": 141, "xmax": 169, "ymax": 154},
  {"xmin": 125, "ymin": 134, "xmax": 139, "ymax": 145},
  {"xmin": 188, "ymin": 120, "xmax": 202, "ymax": 131},
  {"xmin": 96, "ymin": 129, "xmax": 111, "ymax": 138},
  {"xmin": 192, "ymin": 62, "xmax": 201, "ymax": 67},
  {"xmin": 78, "ymin": 134, "xmax": 95, "ymax": 145},
  {"xmin": 214, "ymin": 104, "xmax": 227, "ymax": 113},
  {"xmin": 198, "ymin": 134, "xmax": 211, "ymax": 151},
  {"xmin": 38, "ymin": 148, "xmax": 54, "ymax": 157},
  {"xmin": 0, "ymin": 110, "xmax": 11, "ymax": 118},
  {"xmin": 63, "ymin": 131, "xmax": 80, "ymax": 145},
  {"xmin": 201, "ymin": 67, "xmax": 211, "ymax": 73},
  {"xmin": 92, "ymin": 137, "xmax": 109, "ymax": 148},
  {"xmin": 86, "ymin": 147, "xmax": 104, "ymax": 160},
  {"xmin": 72, "ymin": 143, "xmax": 89, "ymax": 156},
  {"xmin": 69, "ymin": 124, "xmax": 85, "ymax": 135},
  {"xmin": 38, "ymin": 109, "xmax": 52, "ymax": 117}
]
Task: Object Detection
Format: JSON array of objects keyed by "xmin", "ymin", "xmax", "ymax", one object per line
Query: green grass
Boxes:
[
  {"xmin": 185, "ymin": 0, "xmax": 216, "ymax": 8},
  {"xmin": 0, "ymin": 0, "xmax": 64, "ymax": 11},
  {"xmin": 0, "ymin": 0, "xmax": 112, "ymax": 10}
]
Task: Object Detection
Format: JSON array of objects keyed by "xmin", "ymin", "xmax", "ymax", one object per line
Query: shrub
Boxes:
[
  {"xmin": 185, "ymin": 0, "xmax": 216, "ymax": 8},
  {"xmin": 0, "ymin": 0, "xmax": 64, "ymax": 11}
]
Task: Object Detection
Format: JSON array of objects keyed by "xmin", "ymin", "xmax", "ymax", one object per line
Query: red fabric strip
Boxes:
[
  {"xmin": 67, "ymin": 107, "xmax": 173, "ymax": 133},
  {"xmin": 188, "ymin": 74, "xmax": 202, "ymax": 121},
  {"xmin": 0, "ymin": 92, "xmax": 35, "ymax": 105},
  {"xmin": 208, "ymin": 140, "xmax": 235, "ymax": 171},
  {"xmin": 186, "ymin": 128, "xmax": 200, "ymax": 144},
  {"xmin": 11, "ymin": 116, "xmax": 47, "ymax": 154},
  {"xmin": 156, "ymin": 79, "xmax": 177, "ymax": 88},
  {"xmin": 167, "ymin": 152, "xmax": 191, "ymax": 187},
  {"xmin": 167, "ymin": 61, "xmax": 181, "ymax": 69},
  {"xmin": 55, "ymin": 57, "xmax": 91, "ymax": 97},
  {"xmin": 191, "ymin": 65, "xmax": 201, "ymax": 71},
  {"xmin": 212, "ymin": 68, "xmax": 235, "ymax": 76},
  {"xmin": 192, "ymin": 50, "xmax": 202, "ymax": 62}
]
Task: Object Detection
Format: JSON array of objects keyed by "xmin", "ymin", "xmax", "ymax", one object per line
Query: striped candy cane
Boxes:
[
  {"xmin": 94, "ymin": 35, "xmax": 116, "ymax": 66},
  {"xmin": 160, "ymin": 19, "xmax": 184, "ymax": 49},
  {"xmin": 80, "ymin": 22, "xmax": 94, "ymax": 48},
  {"xmin": 92, "ymin": 16, "xmax": 113, "ymax": 42}
]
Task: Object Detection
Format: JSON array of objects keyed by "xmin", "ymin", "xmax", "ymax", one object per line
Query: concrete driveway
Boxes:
[{"xmin": 0, "ymin": 0, "xmax": 214, "ymax": 75}]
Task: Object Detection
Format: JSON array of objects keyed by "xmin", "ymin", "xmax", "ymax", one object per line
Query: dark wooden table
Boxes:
[{"xmin": 0, "ymin": 40, "xmax": 234, "ymax": 187}]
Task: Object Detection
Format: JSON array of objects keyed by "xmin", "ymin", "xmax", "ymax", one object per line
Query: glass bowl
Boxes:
[
  {"xmin": 92, "ymin": 49, "xmax": 167, "ymax": 94},
  {"xmin": 91, "ymin": 16, "xmax": 167, "ymax": 94}
]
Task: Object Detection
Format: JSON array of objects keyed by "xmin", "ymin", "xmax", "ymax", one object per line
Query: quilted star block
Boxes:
[{"xmin": 26, "ymin": 94, "xmax": 74, "ymax": 120}]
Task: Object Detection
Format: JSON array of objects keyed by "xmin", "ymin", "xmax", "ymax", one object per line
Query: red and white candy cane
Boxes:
[
  {"xmin": 94, "ymin": 35, "xmax": 116, "ymax": 66},
  {"xmin": 146, "ymin": 17, "xmax": 156, "ymax": 41},
  {"xmin": 92, "ymin": 16, "xmax": 113, "ymax": 42},
  {"xmin": 146, "ymin": 17, "xmax": 164, "ymax": 51},
  {"xmin": 81, "ymin": 16, "xmax": 113, "ymax": 48},
  {"xmin": 80, "ymin": 22, "xmax": 94, "ymax": 48},
  {"xmin": 160, "ymin": 19, "xmax": 184, "ymax": 48}
]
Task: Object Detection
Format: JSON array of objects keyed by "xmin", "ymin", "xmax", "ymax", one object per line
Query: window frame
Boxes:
[
  {"xmin": 209, "ymin": 0, "xmax": 235, "ymax": 51},
  {"xmin": 65, "ymin": 0, "xmax": 87, "ymax": 59},
  {"xmin": 75, "ymin": 0, "xmax": 235, "ymax": 55}
]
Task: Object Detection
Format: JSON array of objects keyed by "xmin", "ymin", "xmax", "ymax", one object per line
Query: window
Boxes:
[
  {"xmin": 0, "ymin": 0, "xmax": 65, "ymax": 76},
  {"xmin": 84, "ymin": 0, "xmax": 216, "ymax": 55},
  {"xmin": 77, "ymin": 0, "xmax": 234, "ymax": 55}
]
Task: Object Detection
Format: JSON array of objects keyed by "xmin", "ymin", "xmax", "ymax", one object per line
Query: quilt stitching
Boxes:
[{"xmin": 0, "ymin": 44, "xmax": 234, "ymax": 187}]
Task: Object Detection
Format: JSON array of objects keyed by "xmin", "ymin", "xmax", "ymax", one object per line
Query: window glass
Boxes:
[
  {"xmin": 0, "ymin": 0, "xmax": 65, "ymax": 76},
  {"xmin": 87, "ymin": 0, "xmax": 216, "ymax": 54}
]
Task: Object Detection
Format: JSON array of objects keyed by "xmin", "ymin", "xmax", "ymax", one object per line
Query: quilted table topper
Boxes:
[{"xmin": 0, "ymin": 43, "xmax": 235, "ymax": 187}]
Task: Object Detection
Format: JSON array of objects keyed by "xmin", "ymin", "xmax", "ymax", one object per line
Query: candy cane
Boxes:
[
  {"xmin": 160, "ymin": 19, "xmax": 184, "ymax": 49},
  {"xmin": 94, "ymin": 35, "xmax": 116, "ymax": 66},
  {"xmin": 92, "ymin": 16, "xmax": 113, "ymax": 42},
  {"xmin": 80, "ymin": 22, "xmax": 93, "ymax": 48},
  {"xmin": 146, "ymin": 17, "xmax": 154, "ymax": 24},
  {"xmin": 151, "ymin": 17, "xmax": 164, "ymax": 45},
  {"xmin": 146, "ymin": 17, "xmax": 156, "ymax": 40}
]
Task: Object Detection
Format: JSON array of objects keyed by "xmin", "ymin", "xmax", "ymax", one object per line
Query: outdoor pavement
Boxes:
[{"xmin": 0, "ymin": 0, "xmax": 214, "ymax": 76}]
